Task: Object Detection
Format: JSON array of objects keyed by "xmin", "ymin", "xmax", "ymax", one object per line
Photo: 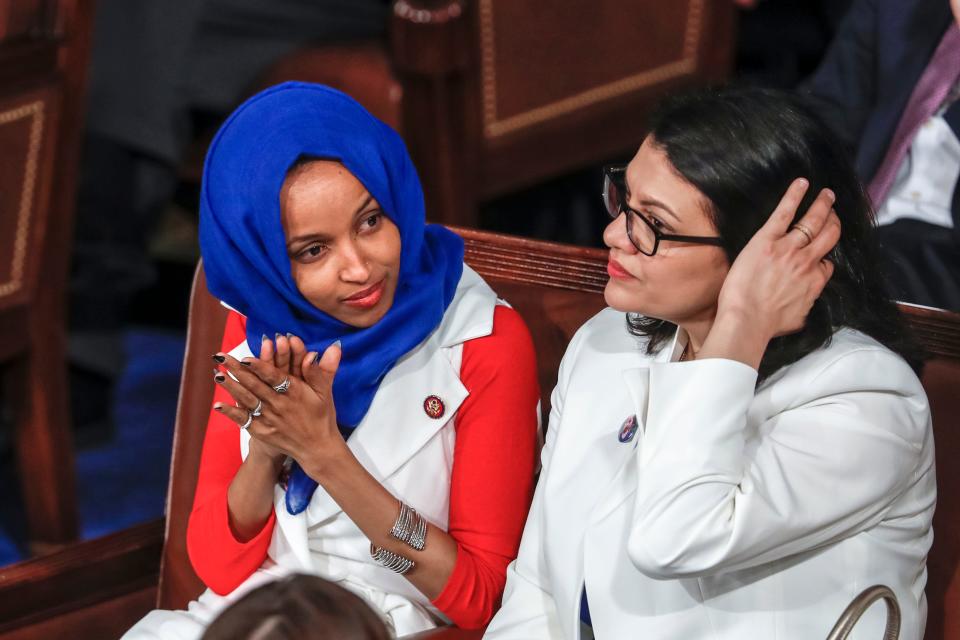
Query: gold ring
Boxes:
[{"xmin": 790, "ymin": 223, "xmax": 814, "ymax": 246}]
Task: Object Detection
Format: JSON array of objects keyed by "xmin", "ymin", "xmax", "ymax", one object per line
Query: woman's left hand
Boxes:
[{"xmin": 214, "ymin": 343, "xmax": 347, "ymax": 476}]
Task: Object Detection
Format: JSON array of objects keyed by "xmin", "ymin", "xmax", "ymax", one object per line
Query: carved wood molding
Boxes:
[
  {"xmin": 478, "ymin": 0, "xmax": 705, "ymax": 139},
  {"xmin": 393, "ymin": 0, "xmax": 464, "ymax": 24},
  {"xmin": 0, "ymin": 99, "xmax": 44, "ymax": 299},
  {"xmin": 454, "ymin": 226, "xmax": 608, "ymax": 293},
  {"xmin": 899, "ymin": 303, "xmax": 960, "ymax": 360},
  {"xmin": 390, "ymin": 0, "xmax": 469, "ymax": 76}
]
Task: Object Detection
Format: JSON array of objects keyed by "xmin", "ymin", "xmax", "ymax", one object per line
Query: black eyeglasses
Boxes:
[{"xmin": 602, "ymin": 165, "xmax": 723, "ymax": 256}]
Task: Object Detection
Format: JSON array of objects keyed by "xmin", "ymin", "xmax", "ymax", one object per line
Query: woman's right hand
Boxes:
[{"xmin": 700, "ymin": 179, "xmax": 840, "ymax": 369}]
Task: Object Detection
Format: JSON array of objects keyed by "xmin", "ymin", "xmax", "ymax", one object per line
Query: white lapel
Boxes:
[
  {"xmin": 587, "ymin": 329, "xmax": 687, "ymax": 525},
  {"xmin": 226, "ymin": 341, "xmax": 255, "ymax": 460},
  {"xmin": 269, "ymin": 484, "xmax": 315, "ymax": 570},
  {"xmin": 302, "ymin": 335, "xmax": 470, "ymax": 524}
]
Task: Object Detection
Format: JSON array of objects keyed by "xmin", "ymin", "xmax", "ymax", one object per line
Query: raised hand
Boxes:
[
  {"xmin": 213, "ymin": 342, "xmax": 345, "ymax": 476},
  {"xmin": 700, "ymin": 178, "xmax": 840, "ymax": 369}
]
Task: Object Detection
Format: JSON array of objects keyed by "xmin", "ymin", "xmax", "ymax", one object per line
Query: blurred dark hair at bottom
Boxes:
[{"xmin": 201, "ymin": 573, "xmax": 391, "ymax": 640}]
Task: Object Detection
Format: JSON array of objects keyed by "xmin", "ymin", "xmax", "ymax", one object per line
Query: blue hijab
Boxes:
[{"xmin": 199, "ymin": 82, "xmax": 464, "ymax": 514}]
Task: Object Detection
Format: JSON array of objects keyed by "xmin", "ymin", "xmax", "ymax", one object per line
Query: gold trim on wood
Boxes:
[
  {"xmin": 0, "ymin": 100, "xmax": 45, "ymax": 298},
  {"xmin": 478, "ymin": 0, "xmax": 705, "ymax": 139}
]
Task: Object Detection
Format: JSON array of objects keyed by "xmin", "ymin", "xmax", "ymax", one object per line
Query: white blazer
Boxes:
[
  {"xmin": 485, "ymin": 307, "xmax": 935, "ymax": 640},
  {"xmin": 124, "ymin": 266, "xmax": 511, "ymax": 640}
]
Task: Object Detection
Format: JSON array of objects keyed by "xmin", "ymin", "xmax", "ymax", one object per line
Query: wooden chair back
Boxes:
[
  {"xmin": 188, "ymin": 1, "xmax": 736, "ymax": 229},
  {"xmin": 391, "ymin": 0, "xmax": 737, "ymax": 226},
  {"xmin": 156, "ymin": 232, "xmax": 960, "ymax": 640},
  {"xmin": 0, "ymin": 0, "xmax": 94, "ymax": 551},
  {"xmin": 907, "ymin": 306, "xmax": 960, "ymax": 640}
]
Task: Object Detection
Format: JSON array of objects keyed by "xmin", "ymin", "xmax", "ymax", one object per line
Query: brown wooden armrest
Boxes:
[{"xmin": 0, "ymin": 519, "xmax": 163, "ymax": 634}]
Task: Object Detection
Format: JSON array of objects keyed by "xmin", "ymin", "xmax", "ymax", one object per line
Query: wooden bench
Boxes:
[{"xmin": 1, "ymin": 229, "xmax": 958, "ymax": 639}]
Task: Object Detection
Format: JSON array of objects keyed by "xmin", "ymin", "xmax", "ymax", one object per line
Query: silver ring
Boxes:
[
  {"xmin": 239, "ymin": 412, "xmax": 253, "ymax": 430},
  {"xmin": 273, "ymin": 377, "xmax": 291, "ymax": 394},
  {"xmin": 251, "ymin": 400, "xmax": 263, "ymax": 417},
  {"xmin": 790, "ymin": 223, "xmax": 814, "ymax": 247}
]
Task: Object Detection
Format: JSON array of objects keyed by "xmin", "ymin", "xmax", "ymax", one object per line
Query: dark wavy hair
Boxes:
[
  {"xmin": 628, "ymin": 86, "xmax": 921, "ymax": 380},
  {"xmin": 201, "ymin": 574, "xmax": 390, "ymax": 640}
]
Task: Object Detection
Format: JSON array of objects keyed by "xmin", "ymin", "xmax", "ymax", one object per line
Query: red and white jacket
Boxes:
[{"xmin": 183, "ymin": 265, "xmax": 541, "ymax": 634}]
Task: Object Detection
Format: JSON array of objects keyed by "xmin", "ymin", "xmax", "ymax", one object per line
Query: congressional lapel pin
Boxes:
[
  {"xmin": 618, "ymin": 415, "xmax": 639, "ymax": 443},
  {"xmin": 423, "ymin": 395, "xmax": 445, "ymax": 419}
]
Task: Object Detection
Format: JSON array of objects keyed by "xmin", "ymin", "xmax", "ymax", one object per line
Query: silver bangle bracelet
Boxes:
[
  {"xmin": 390, "ymin": 501, "xmax": 413, "ymax": 541},
  {"xmin": 407, "ymin": 510, "xmax": 427, "ymax": 551},
  {"xmin": 389, "ymin": 500, "xmax": 428, "ymax": 551},
  {"xmin": 370, "ymin": 542, "xmax": 415, "ymax": 574}
]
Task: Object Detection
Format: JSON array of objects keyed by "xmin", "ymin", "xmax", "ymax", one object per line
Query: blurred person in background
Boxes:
[{"xmin": 803, "ymin": 0, "xmax": 960, "ymax": 310}]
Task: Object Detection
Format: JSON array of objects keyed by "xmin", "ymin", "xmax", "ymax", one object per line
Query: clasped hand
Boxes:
[{"xmin": 213, "ymin": 336, "xmax": 344, "ymax": 476}]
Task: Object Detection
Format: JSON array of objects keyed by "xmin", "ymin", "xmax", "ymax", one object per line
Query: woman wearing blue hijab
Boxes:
[{"xmin": 123, "ymin": 82, "xmax": 540, "ymax": 638}]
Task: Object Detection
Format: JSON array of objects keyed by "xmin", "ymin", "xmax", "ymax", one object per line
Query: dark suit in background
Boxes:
[{"xmin": 803, "ymin": 0, "xmax": 960, "ymax": 311}]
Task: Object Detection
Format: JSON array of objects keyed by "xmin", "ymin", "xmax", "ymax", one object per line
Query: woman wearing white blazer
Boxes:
[{"xmin": 485, "ymin": 87, "xmax": 935, "ymax": 640}]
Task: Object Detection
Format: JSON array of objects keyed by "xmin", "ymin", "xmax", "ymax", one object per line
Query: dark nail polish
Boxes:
[
  {"xmin": 239, "ymin": 360, "xmax": 251, "ymax": 367},
  {"xmin": 312, "ymin": 353, "xmax": 321, "ymax": 365},
  {"xmin": 213, "ymin": 405, "xmax": 223, "ymax": 412},
  {"xmin": 212, "ymin": 354, "xmax": 226, "ymax": 364},
  {"xmin": 214, "ymin": 373, "xmax": 226, "ymax": 383}
]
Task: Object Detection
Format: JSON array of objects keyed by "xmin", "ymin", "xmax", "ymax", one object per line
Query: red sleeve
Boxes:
[
  {"xmin": 186, "ymin": 311, "xmax": 276, "ymax": 595},
  {"xmin": 430, "ymin": 305, "xmax": 540, "ymax": 628}
]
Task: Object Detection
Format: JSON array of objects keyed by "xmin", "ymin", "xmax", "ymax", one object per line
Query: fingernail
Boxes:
[
  {"xmin": 213, "ymin": 404, "xmax": 223, "ymax": 412},
  {"xmin": 212, "ymin": 354, "xmax": 226, "ymax": 364},
  {"xmin": 311, "ymin": 352, "xmax": 320, "ymax": 365},
  {"xmin": 261, "ymin": 334, "xmax": 269, "ymax": 342},
  {"xmin": 797, "ymin": 178, "xmax": 809, "ymax": 187},
  {"xmin": 275, "ymin": 332, "xmax": 282, "ymax": 341},
  {"xmin": 332, "ymin": 339, "xmax": 342, "ymax": 351},
  {"xmin": 824, "ymin": 189, "xmax": 835, "ymax": 202},
  {"xmin": 214, "ymin": 373, "xmax": 226, "ymax": 383},
  {"xmin": 239, "ymin": 359, "xmax": 251, "ymax": 367},
  {"xmin": 286, "ymin": 332, "xmax": 294, "ymax": 339}
]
